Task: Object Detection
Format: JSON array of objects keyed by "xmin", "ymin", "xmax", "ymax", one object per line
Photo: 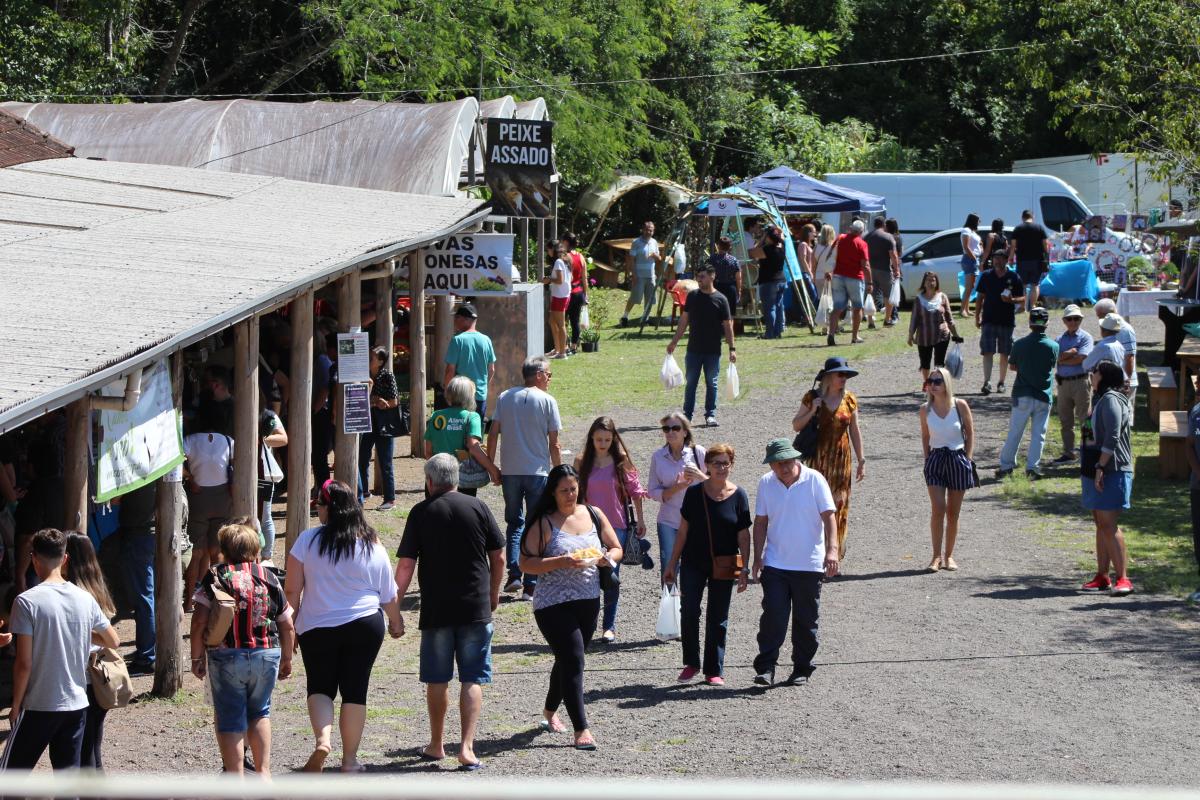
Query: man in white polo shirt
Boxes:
[{"xmin": 751, "ymin": 438, "xmax": 838, "ymax": 686}]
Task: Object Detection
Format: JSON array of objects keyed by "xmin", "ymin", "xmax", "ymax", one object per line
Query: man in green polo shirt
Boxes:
[
  {"xmin": 997, "ymin": 307, "xmax": 1059, "ymax": 480},
  {"xmin": 443, "ymin": 303, "xmax": 497, "ymax": 418}
]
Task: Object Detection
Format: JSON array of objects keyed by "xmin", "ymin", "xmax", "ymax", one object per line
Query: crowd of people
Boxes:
[{"xmin": 0, "ymin": 210, "xmax": 1188, "ymax": 777}]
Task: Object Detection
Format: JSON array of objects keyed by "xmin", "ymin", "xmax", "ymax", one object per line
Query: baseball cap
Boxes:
[
  {"xmin": 455, "ymin": 303, "xmax": 478, "ymax": 319},
  {"xmin": 1062, "ymin": 304, "xmax": 1084, "ymax": 319},
  {"xmin": 1099, "ymin": 312, "xmax": 1124, "ymax": 332}
]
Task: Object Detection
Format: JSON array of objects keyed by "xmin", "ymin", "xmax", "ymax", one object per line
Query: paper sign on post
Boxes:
[
  {"xmin": 342, "ymin": 383, "xmax": 373, "ymax": 435},
  {"xmin": 337, "ymin": 331, "xmax": 371, "ymax": 383}
]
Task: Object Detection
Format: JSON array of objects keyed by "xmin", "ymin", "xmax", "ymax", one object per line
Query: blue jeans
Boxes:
[
  {"xmin": 999, "ymin": 396, "xmax": 1051, "ymax": 472},
  {"xmin": 753, "ymin": 566, "xmax": 822, "ymax": 677},
  {"xmin": 601, "ymin": 527, "xmax": 632, "ymax": 632},
  {"xmin": 357, "ymin": 432, "xmax": 396, "ymax": 504},
  {"xmin": 419, "ymin": 622, "xmax": 494, "ymax": 684},
  {"xmin": 118, "ymin": 530, "xmax": 156, "ymax": 664},
  {"xmin": 207, "ymin": 648, "xmax": 281, "ymax": 733},
  {"xmin": 680, "ymin": 562, "xmax": 734, "ymax": 677},
  {"xmin": 260, "ymin": 492, "xmax": 276, "ymax": 560},
  {"xmin": 657, "ymin": 522, "xmax": 679, "ymax": 581},
  {"xmin": 758, "ymin": 280, "xmax": 787, "ymax": 338},
  {"xmin": 502, "ymin": 474, "xmax": 548, "ymax": 590},
  {"xmin": 683, "ymin": 352, "xmax": 721, "ymax": 421}
]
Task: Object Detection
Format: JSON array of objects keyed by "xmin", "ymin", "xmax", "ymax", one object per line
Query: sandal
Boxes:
[
  {"xmin": 943, "ymin": 556, "xmax": 959, "ymax": 571},
  {"xmin": 302, "ymin": 744, "xmax": 331, "ymax": 773},
  {"xmin": 927, "ymin": 559, "xmax": 941, "ymax": 573},
  {"xmin": 538, "ymin": 717, "xmax": 568, "ymax": 734}
]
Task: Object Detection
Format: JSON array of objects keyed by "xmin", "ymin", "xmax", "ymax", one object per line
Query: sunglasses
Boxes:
[
  {"xmin": 708, "ymin": 460, "xmax": 732, "ymax": 468},
  {"xmin": 540, "ymin": 370, "xmax": 553, "ymax": 379},
  {"xmin": 661, "ymin": 424, "xmax": 684, "ymax": 433},
  {"xmin": 926, "ymin": 377, "xmax": 945, "ymax": 386}
]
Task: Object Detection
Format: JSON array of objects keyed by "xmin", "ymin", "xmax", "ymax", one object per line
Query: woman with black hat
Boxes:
[{"xmin": 791, "ymin": 357, "xmax": 865, "ymax": 563}]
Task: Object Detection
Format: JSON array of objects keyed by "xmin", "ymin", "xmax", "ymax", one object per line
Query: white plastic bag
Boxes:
[
  {"xmin": 888, "ymin": 278, "xmax": 901, "ymax": 308},
  {"xmin": 815, "ymin": 282, "xmax": 833, "ymax": 327},
  {"xmin": 864, "ymin": 292, "xmax": 877, "ymax": 316},
  {"xmin": 655, "ymin": 585, "xmax": 681, "ymax": 641},
  {"xmin": 946, "ymin": 342, "xmax": 964, "ymax": 379},
  {"xmin": 580, "ymin": 305, "xmax": 590, "ymax": 329},
  {"xmin": 660, "ymin": 354, "xmax": 684, "ymax": 390},
  {"xmin": 725, "ymin": 363, "xmax": 740, "ymax": 400}
]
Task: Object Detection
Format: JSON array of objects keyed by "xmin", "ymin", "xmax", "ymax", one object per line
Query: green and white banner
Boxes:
[{"xmin": 95, "ymin": 359, "xmax": 185, "ymax": 503}]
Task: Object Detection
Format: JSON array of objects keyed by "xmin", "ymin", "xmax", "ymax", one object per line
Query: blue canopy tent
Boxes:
[{"xmin": 736, "ymin": 166, "xmax": 886, "ymax": 214}]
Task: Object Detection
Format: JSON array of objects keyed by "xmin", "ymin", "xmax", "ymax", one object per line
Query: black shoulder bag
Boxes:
[
  {"xmin": 792, "ymin": 382, "xmax": 822, "ymax": 462},
  {"xmin": 584, "ymin": 505, "xmax": 619, "ymax": 592}
]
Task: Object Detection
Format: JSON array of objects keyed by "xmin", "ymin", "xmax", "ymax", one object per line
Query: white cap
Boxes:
[{"xmin": 1099, "ymin": 312, "xmax": 1124, "ymax": 332}]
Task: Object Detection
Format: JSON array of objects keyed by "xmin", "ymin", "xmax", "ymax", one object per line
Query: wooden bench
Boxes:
[
  {"xmin": 1159, "ymin": 410, "xmax": 1189, "ymax": 479},
  {"xmin": 1146, "ymin": 366, "xmax": 1178, "ymax": 426}
]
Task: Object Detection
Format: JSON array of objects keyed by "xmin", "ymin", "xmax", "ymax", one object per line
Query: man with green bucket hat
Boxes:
[{"xmin": 750, "ymin": 438, "xmax": 838, "ymax": 686}]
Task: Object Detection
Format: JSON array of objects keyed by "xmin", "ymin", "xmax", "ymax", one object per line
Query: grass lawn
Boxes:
[
  {"xmin": 551, "ymin": 287, "xmax": 914, "ymax": 419},
  {"xmin": 998, "ymin": 383, "xmax": 1199, "ymax": 598}
]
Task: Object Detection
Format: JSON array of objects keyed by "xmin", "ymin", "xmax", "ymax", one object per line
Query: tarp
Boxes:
[
  {"xmin": 578, "ymin": 175, "xmax": 693, "ymax": 215},
  {"xmin": 957, "ymin": 260, "xmax": 1099, "ymax": 304},
  {"xmin": 736, "ymin": 166, "xmax": 886, "ymax": 214},
  {"xmin": 690, "ymin": 188, "xmax": 803, "ymax": 285}
]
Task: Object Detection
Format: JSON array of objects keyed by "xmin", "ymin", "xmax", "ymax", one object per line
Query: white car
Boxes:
[{"xmin": 900, "ymin": 227, "xmax": 1152, "ymax": 301}]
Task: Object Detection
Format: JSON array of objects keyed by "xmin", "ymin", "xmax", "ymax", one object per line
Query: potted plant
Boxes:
[
  {"xmin": 580, "ymin": 325, "xmax": 601, "ymax": 352},
  {"xmin": 1125, "ymin": 255, "xmax": 1152, "ymax": 291},
  {"xmin": 579, "ymin": 288, "xmax": 610, "ymax": 353}
]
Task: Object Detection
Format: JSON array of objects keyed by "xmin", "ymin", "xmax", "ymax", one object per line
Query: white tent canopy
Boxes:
[
  {"xmin": 0, "ymin": 98, "xmax": 479, "ymax": 197},
  {"xmin": 0, "ymin": 156, "xmax": 485, "ymax": 431}
]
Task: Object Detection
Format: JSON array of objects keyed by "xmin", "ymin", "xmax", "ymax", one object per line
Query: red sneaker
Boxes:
[
  {"xmin": 1111, "ymin": 577, "xmax": 1134, "ymax": 596},
  {"xmin": 1081, "ymin": 574, "xmax": 1111, "ymax": 591},
  {"xmin": 704, "ymin": 675, "xmax": 725, "ymax": 686},
  {"xmin": 677, "ymin": 666, "xmax": 700, "ymax": 683}
]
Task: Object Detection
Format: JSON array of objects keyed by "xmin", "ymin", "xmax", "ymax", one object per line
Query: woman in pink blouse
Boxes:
[
  {"xmin": 647, "ymin": 413, "xmax": 708, "ymax": 590},
  {"xmin": 576, "ymin": 416, "xmax": 648, "ymax": 643}
]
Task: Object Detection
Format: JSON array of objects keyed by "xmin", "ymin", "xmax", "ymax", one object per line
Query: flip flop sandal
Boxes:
[
  {"xmin": 416, "ymin": 749, "xmax": 442, "ymax": 762},
  {"xmin": 458, "ymin": 762, "xmax": 485, "ymax": 772},
  {"xmin": 574, "ymin": 740, "xmax": 598, "ymax": 751}
]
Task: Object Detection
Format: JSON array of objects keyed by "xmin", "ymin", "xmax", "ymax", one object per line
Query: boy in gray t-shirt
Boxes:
[{"xmin": 2, "ymin": 528, "xmax": 118, "ymax": 771}]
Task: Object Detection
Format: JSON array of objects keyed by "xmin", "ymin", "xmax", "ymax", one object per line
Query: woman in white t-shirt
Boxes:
[
  {"xmin": 285, "ymin": 479, "xmax": 403, "ymax": 773},
  {"xmin": 959, "ymin": 213, "xmax": 983, "ymax": 317},
  {"xmin": 543, "ymin": 242, "xmax": 573, "ymax": 359},
  {"xmin": 182, "ymin": 419, "xmax": 233, "ymax": 611}
]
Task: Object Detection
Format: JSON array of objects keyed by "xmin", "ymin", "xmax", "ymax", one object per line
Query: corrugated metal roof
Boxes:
[
  {"xmin": 0, "ymin": 108, "xmax": 74, "ymax": 168},
  {"xmin": 0, "ymin": 98, "xmax": 479, "ymax": 196},
  {"xmin": 0, "ymin": 157, "xmax": 485, "ymax": 432}
]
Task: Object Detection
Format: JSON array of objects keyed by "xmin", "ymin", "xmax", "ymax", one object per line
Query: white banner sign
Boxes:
[
  {"xmin": 336, "ymin": 330, "xmax": 371, "ymax": 383},
  {"xmin": 95, "ymin": 360, "xmax": 185, "ymax": 503},
  {"xmin": 397, "ymin": 233, "xmax": 516, "ymax": 296}
]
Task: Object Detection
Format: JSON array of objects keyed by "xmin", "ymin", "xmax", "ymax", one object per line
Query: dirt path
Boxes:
[{"xmin": 96, "ymin": 317, "xmax": 1200, "ymax": 782}]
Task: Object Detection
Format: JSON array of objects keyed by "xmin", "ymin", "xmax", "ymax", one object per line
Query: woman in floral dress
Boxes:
[{"xmin": 791, "ymin": 357, "xmax": 866, "ymax": 562}]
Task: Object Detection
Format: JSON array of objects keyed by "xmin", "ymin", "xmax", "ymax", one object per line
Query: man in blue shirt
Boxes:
[
  {"xmin": 997, "ymin": 307, "xmax": 1059, "ymax": 479},
  {"xmin": 1052, "ymin": 305, "xmax": 1094, "ymax": 463},
  {"xmin": 974, "ymin": 252, "xmax": 1025, "ymax": 395},
  {"xmin": 620, "ymin": 221, "xmax": 662, "ymax": 327}
]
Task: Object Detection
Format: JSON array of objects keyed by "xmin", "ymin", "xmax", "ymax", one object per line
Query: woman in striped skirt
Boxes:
[{"xmin": 918, "ymin": 366, "xmax": 977, "ymax": 572}]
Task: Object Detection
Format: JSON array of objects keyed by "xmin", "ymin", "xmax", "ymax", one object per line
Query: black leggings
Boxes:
[
  {"xmin": 567, "ymin": 293, "xmax": 585, "ymax": 346},
  {"xmin": 80, "ymin": 686, "xmax": 107, "ymax": 770},
  {"xmin": 534, "ymin": 598, "xmax": 599, "ymax": 732},
  {"xmin": 918, "ymin": 340, "xmax": 950, "ymax": 371},
  {"xmin": 298, "ymin": 610, "xmax": 385, "ymax": 704}
]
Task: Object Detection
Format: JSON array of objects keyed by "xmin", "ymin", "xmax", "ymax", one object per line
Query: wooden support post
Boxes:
[
  {"xmin": 63, "ymin": 398, "xmax": 90, "ymax": 532},
  {"xmin": 374, "ymin": 269, "xmax": 394, "ymax": 491},
  {"xmin": 537, "ymin": 218, "xmax": 546, "ymax": 282},
  {"xmin": 434, "ymin": 296, "xmax": 453, "ymax": 384},
  {"xmin": 286, "ymin": 290, "xmax": 314, "ymax": 553},
  {"xmin": 232, "ymin": 319, "xmax": 260, "ymax": 519},
  {"xmin": 334, "ymin": 273, "xmax": 362, "ymax": 486},
  {"xmin": 521, "ymin": 217, "xmax": 531, "ymax": 281},
  {"xmin": 409, "ymin": 250, "xmax": 428, "ymax": 453},
  {"xmin": 152, "ymin": 355, "xmax": 184, "ymax": 697}
]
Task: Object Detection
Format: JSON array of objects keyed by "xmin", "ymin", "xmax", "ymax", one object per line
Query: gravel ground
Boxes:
[{"xmin": 89, "ymin": 314, "xmax": 1200, "ymax": 782}]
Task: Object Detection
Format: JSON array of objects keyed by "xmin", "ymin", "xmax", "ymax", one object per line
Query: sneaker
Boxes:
[
  {"xmin": 705, "ymin": 416, "xmax": 718, "ymax": 427},
  {"xmin": 619, "ymin": 318, "xmax": 629, "ymax": 328},
  {"xmin": 753, "ymin": 670, "xmax": 774, "ymax": 686},
  {"xmin": 1111, "ymin": 577, "xmax": 1134, "ymax": 596},
  {"xmin": 851, "ymin": 336, "xmax": 866, "ymax": 344},
  {"xmin": 677, "ymin": 666, "xmax": 700, "ymax": 683},
  {"xmin": 128, "ymin": 658, "xmax": 155, "ymax": 676},
  {"xmin": 602, "ymin": 630, "xmax": 615, "ymax": 644},
  {"xmin": 1025, "ymin": 470, "xmax": 1043, "ymax": 481},
  {"xmin": 981, "ymin": 382, "xmax": 992, "ymax": 395},
  {"xmin": 519, "ymin": 591, "xmax": 535, "ymax": 602},
  {"xmin": 1053, "ymin": 452, "xmax": 1077, "ymax": 463},
  {"xmin": 868, "ymin": 320, "xmax": 877, "ymax": 330},
  {"xmin": 995, "ymin": 468, "xmax": 1013, "ymax": 479},
  {"xmin": 827, "ymin": 333, "xmax": 836, "ymax": 347},
  {"xmin": 503, "ymin": 579, "xmax": 522, "ymax": 593},
  {"xmin": 783, "ymin": 670, "xmax": 809, "ymax": 686},
  {"xmin": 377, "ymin": 501, "xmax": 395, "ymax": 512},
  {"xmin": 996, "ymin": 382, "xmax": 1006, "ymax": 393},
  {"xmin": 704, "ymin": 675, "xmax": 725, "ymax": 686},
  {"xmin": 1081, "ymin": 574, "xmax": 1111, "ymax": 592}
]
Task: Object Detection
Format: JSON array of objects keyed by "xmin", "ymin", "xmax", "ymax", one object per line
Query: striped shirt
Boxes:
[
  {"xmin": 909, "ymin": 291, "xmax": 952, "ymax": 347},
  {"xmin": 194, "ymin": 563, "xmax": 290, "ymax": 649}
]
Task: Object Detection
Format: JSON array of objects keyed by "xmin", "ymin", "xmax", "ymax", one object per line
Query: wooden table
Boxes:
[
  {"xmin": 1159, "ymin": 410, "xmax": 1189, "ymax": 479},
  {"xmin": 1177, "ymin": 337, "xmax": 1200, "ymax": 410}
]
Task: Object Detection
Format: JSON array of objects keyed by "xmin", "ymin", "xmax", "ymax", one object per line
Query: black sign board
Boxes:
[{"xmin": 484, "ymin": 118, "xmax": 554, "ymax": 217}]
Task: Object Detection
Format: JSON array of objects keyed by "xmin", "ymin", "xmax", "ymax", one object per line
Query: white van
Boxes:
[{"xmin": 822, "ymin": 172, "xmax": 1092, "ymax": 237}]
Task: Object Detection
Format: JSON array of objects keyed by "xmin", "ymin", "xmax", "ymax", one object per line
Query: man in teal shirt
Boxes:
[
  {"xmin": 443, "ymin": 303, "xmax": 497, "ymax": 418},
  {"xmin": 997, "ymin": 307, "xmax": 1059, "ymax": 480}
]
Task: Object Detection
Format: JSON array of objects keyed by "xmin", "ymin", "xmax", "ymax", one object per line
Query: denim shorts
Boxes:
[
  {"xmin": 419, "ymin": 622, "xmax": 494, "ymax": 684},
  {"xmin": 961, "ymin": 254, "xmax": 979, "ymax": 275},
  {"xmin": 1082, "ymin": 471, "xmax": 1132, "ymax": 511},
  {"xmin": 629, "ymin": 273, "xmax": 656, "ymax": 305},
  {"xmin": 980, "ymin": 323, "xmax": 1014, "ymax": 356},
  {"xmin": 207, "ymin": 648, "xmax": 281, "ymax": 733},
  {"xmin": 831, "ymin": 274, "xmax": 864, "ymax": 312}
]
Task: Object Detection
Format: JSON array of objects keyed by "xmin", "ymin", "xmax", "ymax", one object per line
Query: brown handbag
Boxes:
[{"xmin": 702, "ymin": 487, "xmax": 744, "ymax": 581}]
